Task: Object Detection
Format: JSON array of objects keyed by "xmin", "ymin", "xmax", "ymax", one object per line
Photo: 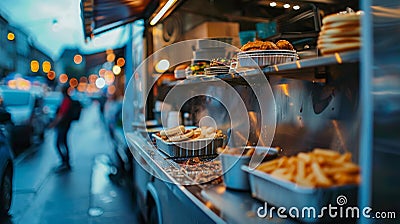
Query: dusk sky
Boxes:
[{"xmin": 0, "ymin": 0, "xmax": 129, "ymax": 59}]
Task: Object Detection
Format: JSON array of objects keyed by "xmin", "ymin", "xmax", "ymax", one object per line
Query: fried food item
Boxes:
[
  {"xmin": 160, "ymin": 125, "xmax": 185, "ymax": 137},
  {"xmin": 158, "ymin": 126, "xmax": 225, "ymax": 142},
  {"xmin": 261, "ymin": 41, "xmax": 279, "ymax": 50},
  {"xmin": 240, "ymin": 40, "xmax": 264, "ymax": 51},
  {"xmin": 240, "ymin": 40, "xmax": 278, "ymax": 51},
  {"xmin": 276, "ymin": 40, "xmax": 295, "ymax": 50},
  {"xmin": 256, "ymin": 148, "xmax": 361, "ymax": 188}
]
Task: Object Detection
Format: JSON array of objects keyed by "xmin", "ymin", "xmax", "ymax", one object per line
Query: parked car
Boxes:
[
  {"xmin": 0, "ymin": 87, "xmax": 47, "ymax": 151},
  {"xmin": 0, "ymin": 111, "xmax": 13, "ymax": 216}
]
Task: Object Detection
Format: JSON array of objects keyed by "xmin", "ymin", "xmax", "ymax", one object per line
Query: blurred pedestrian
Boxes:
[
  {"xmin": 98, "ymin": 93, "xmax": 107, "ymax": 123},
  {"xmin": 49, "ymin": 86, "xmax": 73, "ymax": 172},
  {"xmin": 104, "ymin": 94, "xmax": 121, "ymax": 141}
]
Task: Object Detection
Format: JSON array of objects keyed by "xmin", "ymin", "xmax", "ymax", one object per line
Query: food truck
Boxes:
[{"xmin": 82, "ymin": 0, "xmax": 399, "ymax": 223}]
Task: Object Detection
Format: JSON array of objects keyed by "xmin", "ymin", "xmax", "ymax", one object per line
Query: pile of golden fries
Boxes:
[{"xmin": 256, "ymin": 148, "xmax": 361, "ymax": 188}]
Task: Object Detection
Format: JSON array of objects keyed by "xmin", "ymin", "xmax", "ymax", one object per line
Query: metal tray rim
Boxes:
[
  {"xmin": 152, "ymin": 133, "xmax": 225, "ymax": 145},
  {"xmin": 219, "ymin": 146, "xmax": 279, "ymax": 158},
  {"xmin": 241, "ymin": 165, "xmax": 358, "ymax": 194}
]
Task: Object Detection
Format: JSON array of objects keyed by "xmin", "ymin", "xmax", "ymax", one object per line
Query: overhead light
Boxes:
[
  {"xmin": 7, "ymin": 32, "xmax": 15, "ymax": 41},
  {"xmin": 283, "ymin": 4, "xmax": 290, "ymax": 9},
  {"xmin": 269, "ymin": 2, "xmax": 277, "ymax": 7},
  {"xmin": 293, "ymin": 5, "xmax": 300, "ymax": 10},
  {"xmin": 150, "ymin": 0, "xmax": 178, "ymax": 26}
]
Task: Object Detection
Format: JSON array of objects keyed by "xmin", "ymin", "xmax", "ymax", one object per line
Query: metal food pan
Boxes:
[
  {"xmin": 241, "ymin": 166, "xmax": 358, "ymax": 223},
  {"xmin": 221, "ymin": 146, "xmax": 279, "ymax": 191},
  {"xmin": 153, "ymin": 134, "xmax": 225, "ymax": 158}
]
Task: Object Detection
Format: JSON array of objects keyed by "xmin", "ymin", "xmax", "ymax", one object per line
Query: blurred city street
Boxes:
[{"xmin": 3, "ymin": 103, "xmax": 139, "ymax": 224}]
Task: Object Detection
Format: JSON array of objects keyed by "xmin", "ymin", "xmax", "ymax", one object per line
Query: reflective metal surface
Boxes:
[
  {"xmin": 182, "ymin": 63, "xmax": 360, "ymax": 158},
  {"xmin": 370, "ymin": 0, "xmax": 400, "ymax": 212}
]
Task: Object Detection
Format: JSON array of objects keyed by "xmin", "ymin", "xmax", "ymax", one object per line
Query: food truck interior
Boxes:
[{"xmin": 81, "ymin": 0, "xmax": 400, "ymax": 223}]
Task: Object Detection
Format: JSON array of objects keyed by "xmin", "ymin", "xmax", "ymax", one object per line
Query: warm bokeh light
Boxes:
[
  {"xmin": 7, "ymin": 32, "xmax": 15, "ymax": 41},
  {"xmin": 279, "ymin": 84, "xmax": 290, "ymax": 97},
  {"xmin": 89, "ymin": 74, "xmax": 98, "ymax": 83},
  {"xmin": 95, "ymin": 77, "xmax": 106, "ymax": 89},
  {"xmin": 69, "ymin": 78, "xmax": 78, "ymax": 88},
  {"xmin": 155, "ymin": 59, "xmax": 170, "ymax": 73},
  {"xmin": 9, "ymin": 78, "xmax": 31, "ymax": 90},
  {"xmin": 74, "ymin": 54, "xmax": 83, "ymax": 64},
  {"xmin": 59, "ymin": 74, "xmax": 68, "ymax": 83},
  {"xmin": 31, "ymin": 60, "xmax": 39, "ymax": 72},
  {"xmin": 42, "ymin": 61, "xmax": 51, "ymax": 73},
  {"xmin": 67, "ymin": 87, "xmax": 74, "ymax": 96},
  {"xmin": 79, "ymin": 76, "xmax": 88, "ymax": 83},
  {"xmin": 77, "ymin": 82, "xmax": 87, "ymax": 92},
  {"xmin": 112, "ymin": 65, "xmax": 121, "ymax": 75},
  {"xmin": 86, "ymin": 83, "xmax": 99, "ymax": 93},
  {"xmin": 107, "ymin": 85, "xmax": 116, "ymax": 95},
  {"xmin": 106, "ymin": 53, "xmax": 116, "ymax": 62},
  {"xmin": 116, "ymin": 57, "xmax": 125, "ymax": 67},
  {"xmin": 47, "ymin": 71, "xmax": 56, "ymax": 80},
  {"xmin": 106, "ymin": 49, "xmax": 113, "ymax": 54},
  {"xmin": 7, "ymin": 80, "xmax": 16, "ymax": 89},
  {"xmin": 104, "ymin": 70, "xmax": 115, "ymax": 85},
  {"xmin": 99, "ymin": 68, "xmax": 106, "ymax": 77}
]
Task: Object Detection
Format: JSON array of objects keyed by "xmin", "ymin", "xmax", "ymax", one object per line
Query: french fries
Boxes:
[{"xmin": 256, "ymin": 148, "xmax": 361, "ymax": 188}]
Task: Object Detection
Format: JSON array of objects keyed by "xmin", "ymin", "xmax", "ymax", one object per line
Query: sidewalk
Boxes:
[{"xmin": 7, "ymin": 103, "xmax": 139, "ymax": 224}]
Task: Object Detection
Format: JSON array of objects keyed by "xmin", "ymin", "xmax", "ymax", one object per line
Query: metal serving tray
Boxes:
[
  {"xmin": 241, "ymin": 166, "xmax": 358, "ymax": 223},
  {"xmin": 153, "ymin": 134, "xmax": 225, "ymax": 158}
]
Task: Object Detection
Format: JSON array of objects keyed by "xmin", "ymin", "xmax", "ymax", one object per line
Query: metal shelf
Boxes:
[
  {"xmin": 262, "ymin": 50, "xmax": 359, "ymax": 73},
  {"xmin": 167, "ymin": 50, "xmax": 359, "ymax": 86}
]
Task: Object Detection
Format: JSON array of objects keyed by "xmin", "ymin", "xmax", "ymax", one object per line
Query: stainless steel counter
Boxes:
[{"xmin": 126, "ymin": 132, "xmax": 299, "ymax": 224}]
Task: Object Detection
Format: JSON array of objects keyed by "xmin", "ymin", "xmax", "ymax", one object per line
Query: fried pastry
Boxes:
[
  {"xmin": 240, "ymin": 40, "xmax": 278, "ymax": 51},
  {"xmin": 276, "ymin": 40, "xmax": 295, "ymax": 50}
]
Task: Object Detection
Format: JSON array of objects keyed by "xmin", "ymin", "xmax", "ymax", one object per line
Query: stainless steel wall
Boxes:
[
  {"xmin": 370, "ymin": 0, "xmax": 400, "ymax": 212},
  {"xmin": 185, "ymin": 63, "xmax": 360, "ymax": 158}
]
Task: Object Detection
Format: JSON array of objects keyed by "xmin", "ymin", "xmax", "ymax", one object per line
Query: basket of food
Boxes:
[
  {"xmin": 242, "ymin": 148, "xmax": 360, "ymax": 223},
  {"xmin": 238, "ymin": 40, "xmax": 297, "ymax": 67},
  {"xmin": 153, "ymin": 125, "xmax": 226, "ymax": 158}
]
